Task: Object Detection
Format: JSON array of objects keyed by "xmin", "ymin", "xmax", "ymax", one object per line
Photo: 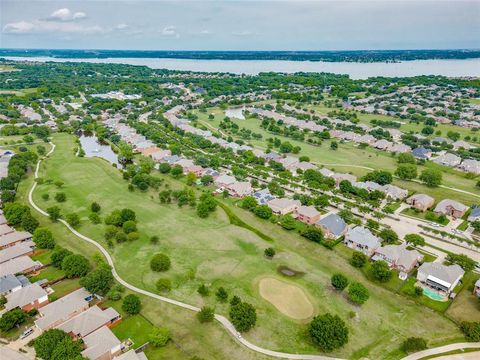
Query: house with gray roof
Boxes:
[
  {"xmin": 253, "ymin": 189, "xmax": 276, "ymax": 205},
  {"xmin": 0, "ymin": 255, "xmax": 42, "ymax": 277},
  {"xmin": 35, "ymin": 287, "xmax": 91, "ymax": 330},
  {"xmin": 57, "ymin": 305, "xmax": 120, "ymax": 339},
  {"xmin": 417, "ymin": 263, "xmax": 464, "ymax": 293},
  {"xmin": 0, "ymin": 231, "xmax": 33, "ymax": 249},
  {"xmin": 81, "ymin": 326, "xmax": 123, "ymax": 360},
  {"xmin": 316, "ymin": 213, "xmax": 347, "ymax": 239},
  {"xmin": 0, "ymin": 274, "xmax": 30, "ymax": 296},
  {"xmin": 0, "ymin": 241, "xmax": 35, "ymax": 264},
  {"xmin": 433, "ymin": 153, "xmax": 462, "ymax": 167},
  {"xmin": 114, "ymin": 349, "xmax": 148, "ymax": 360},
  {"xmin": 344, "ymin": 226, "xmax": 381, "ymax": 256},
  {"xmin": 381, "ymin": 184, "xmax": 408, "ymax": 200},
  {"xmin": 468, "ymin": 206, "xmax": 480, "ymax": 222},
  {"xmin": 267, "ymin": 198, "xmax": 301, "ymax": 215},
  {"xmin": 458, "ymin": 159, "xmax": 480, "ymax": 175},
  {"xmin": 372, "ymin": 244, "xmax": 423, "ymax": 273},
  {"xmin": 5, "ymin": 283, "xmax": 49, "ymax": 311}
]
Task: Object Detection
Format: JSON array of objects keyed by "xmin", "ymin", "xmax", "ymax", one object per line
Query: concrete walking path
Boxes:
[{"xmin": 401, "ymin": 342, "xmax": 480, "ymax": 360}]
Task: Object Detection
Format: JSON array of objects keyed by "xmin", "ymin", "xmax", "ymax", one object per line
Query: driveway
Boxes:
[{"xmin": 5, "ymin": 325, "xmax": 41, "ymax": 359}]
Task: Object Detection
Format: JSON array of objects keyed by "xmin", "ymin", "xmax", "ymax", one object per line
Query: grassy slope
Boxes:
[
  {"xmin": 195, "ymin": 107, "xmax": 479, "ymax": 205},
  {"xmin": 26, "ymin": 133, "xmax": 466, "ymax": 360}
]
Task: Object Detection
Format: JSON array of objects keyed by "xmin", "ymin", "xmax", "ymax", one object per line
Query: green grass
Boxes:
[
  {"xmin": 401, "ymin": 208, "xmax": 450, "ymax": 225},
  {"xmin": 49, "ymin": 278, "xmax": 82, "ymax": 300},
  {"xmin": 446, "ymin": 273, "xmax": 480, "ymax": 323},
  {"xmin": 31, "ymin": 249, "xmax": 52, "ymax": 264},
  {"xmin": 25, "ymin": 133, "xmax": 466, "ymax": 359},
  {"xmin": 399, "ymin": 278, "xmax": 452, "ymax": 313},
  {"xmin": 457, "ymin": 221, "xmax": 469, "ymax": 231},
  {"xmin": 29, "ymin": 265, "xmax": 64, "ymax": 282}
]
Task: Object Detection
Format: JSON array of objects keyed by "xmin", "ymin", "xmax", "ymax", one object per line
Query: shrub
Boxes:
[
  {"xmin": 150, "ymin": 253, "xmax": 171, "ymax": 272},
  {"xmin": 156, "ymin": 278, "xmax": 172, "ymax": 292},
  {"xmin": 331, "ymin": 273, "xmax": 349, "ymax": 290},
  {"xmin": 460, "ymin": 321, "xmax": 480, "ymax": 341},
  {"xmin": 115, "ymin": 231, "xmax": 127, "ymax": 243},
  {"xmin": 91, "ymin": 202, "xmax": 101, "ymax": 213},
  {"xmin": 89, "ymin": 212, "xmax": 101, "ymax": 224},
  {"xmin": 197, "ymin": 306, "xmax": 215, "ymax": 323},
  {"xmin": 149, "ymin": 327, "xmax": 170, "ymax": 347},
  {"xmin": 54, "ymin": 192, "xmax": 66, "ymax": 202},
  {"xmin": 264, "ymin": 247, "xmax": 276, "ymax": 258},
  {"xmin": 127, "ymin": 232, "xmax": 139, "ymax": 241},
  {"xmin": 309, "ymin": 313, "xmax": 349, "ymax": 352},
  {"xmin": 46, "ymin": 206, "xmax": 61, "ymax": 221},
  {"xmin": 65, "ymin": 213, "xmax": 80, "ymax": 228},
  {"xmin": 401, "ymin": 337, "xmax": 427, "ymax": 353},
  {"xmin": 216, "ymin": 287, "xmax": 228, "ymax": 302},
  {"xmin": 122, "ymin": 220, "xmax": 137, "ymax": 234},
  {"xmin": 197, "ymin": 284, "xmax": 209, "ymax": 297},
  {"xmin": 150, "ymin": 235, "xmax": 159, "ymax": 244},
  {"xmin": 42, "ymin": 193, "xmax": 49, "ymax": 201},
  {"xmin": 122, "ymin": 294, "xmax": 141, "ymax": 315}
]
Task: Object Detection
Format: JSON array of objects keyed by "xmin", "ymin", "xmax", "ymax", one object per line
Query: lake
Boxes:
[
  {"xmin": 3, "ymin": 56, "xmax": 480, "ymax": 79},
  {"xmin": 79, "ymin": 135, "xmax": 119, "ymax": 166}
]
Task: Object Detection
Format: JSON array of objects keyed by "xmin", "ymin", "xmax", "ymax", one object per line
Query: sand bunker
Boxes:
[{"xmin": 258, "ymin": 277, "xmax": 314, "ymax": 320}]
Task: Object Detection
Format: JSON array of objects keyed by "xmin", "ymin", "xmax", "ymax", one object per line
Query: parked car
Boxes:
[{"xmin": 20, "ymin": 327, "xmax": 34, "ymax": 339}]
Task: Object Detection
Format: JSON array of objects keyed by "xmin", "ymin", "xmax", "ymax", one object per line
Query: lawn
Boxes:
[
  {"xmin": 27, "ymin": 133, "xmax": 466, "ymax": 359},
  {"xmin": 446, "ymin": 273, "xmax": 480, "ymax": 323},
  {"xmin": 49, "ymin": 278, "xmax": 82, "ymax": 300},
  {"xmin": 401, "ymin": 208, "xmax": 450, "ymax": 226},
  {"xmin": 29, "ymin": 265, "xmax": 64, "ymax": 282}
]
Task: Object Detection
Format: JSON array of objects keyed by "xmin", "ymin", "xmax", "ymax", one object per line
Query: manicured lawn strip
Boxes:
[
  {"xmin": 31, "ymin": 249, "xmax": 52, "ymax": 264},
  {"xmin": 445, "ymin": 272, "xmax": 480, "ymax": 323},
  {"xmin": 401, "ymin": 208, "xmax": 450, "ymax": 225},
  {"xmin": 50, "ymin": 278, "xmax": 81, "ymax": 300},
  {"xmin": 29, "ymin": 265, "xmax": 64, "ymax": 282},
  {"xmin": 27, "ymin": 133, "xmax": 463, "ymax": 359}
]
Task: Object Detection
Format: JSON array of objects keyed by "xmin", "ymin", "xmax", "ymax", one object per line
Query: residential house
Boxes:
[
  {"xmin": 0, "ymin": 241, "xmax": 35, "ymax": 264},
  {"xmin": 319, "ymin": 168, "xmax": 334, "ymax": 178},
  {"xmin": 5, "ymin": 283, "xmax": 49, "ymax": 311},
  {"xmin": 0, "ymin": 224, "xmax": 15, "ymax": 236},
  {"xmin": 277, "ymin": 156, "xmax": 300, "ymax": 170},
  {"xmin": 433, "ymin": 153, "xmax": 462, "ymax": 167},
  {"xmin": 316, "ymin": 213, "xmax": 347, "ymax": 239},
  {"xmin": 114, "ymin": 350, "xmax": 148, "ymax": 360},
  {"xmin": 468, "ymin": 206, "xmax": 480, "ymax": 222},
  {"xmin": 57, "ymin": 305, "xmax": 121, "ymax": 339},
  {"xmin": 417, "ymin": 263, "xmax": 464, "ymax": 294},
  {"xmin": 373, "ymin": 139, "xmax": 392, "ymax": 150},
  {"xmin": 390, "ymin": 144, "xmax": 411, "ymax": 154},
  {"xmin": 0, "ymin": 231, "xmax": 33, "ymax": 250},
  {"xmin": 434, "ymin": 199, "xmax": 468, "ymax": 219},
  {"xmin": 474, "ymin": 279, "xmax": 480, "ymax": 297},
  {"xmin": 0, "ymin": 256, "xmax": 42, "ymax": 277},
  {"xmin": 267, "ymin": 198, "xmax": 301, "ymax": 215},
  {"xmin": 0, "ymin": 274, "xmax": 30, "ymax": 296},
  {"xmin": 458, "ymin": 159, "xmax": 480, "ymax": 175},
  {"xmin": 344, "ymin": 226, "xmax": 381, "ymax": 256},
  {"xmin": 452, "ymin": 140, "xmax": 474, "ymax": 150},
  {"xmin": 406, "ymin": 194, "xmax": 435, "ymax": 212},
  {"xmin": 81, "ymin": 326, "xmax": 123, "ymax": 360},
  {"xmin": 150, "ymin": 149, "xmax": 171, "ymax": 163},
  {"xmin": 412, "ymin": 147, "xmax": 432, "ymax": 160},
  {"xmin": 214, "ymin": 174, "xmax": 236, "ymax": 188},
  {"xmin": 295, "ymin": 206, "xmax": 321, "ymax": 225},
  {"xmin": 226, "ymin": 182, "xmax": 253, "ymax": 198},
  {"xmin": 332, "ymin": 173, "xmax": 357, "ymax": 186},
  {"xmin": 381, "ymin": 184, "xmax": 408, "ymax": 200},
  {"xmin": 35, "ymin": 288, "xmax": 92, "ymax": 330},
  {"xmin": 252, "ymin": 189, "xmax": 276, "ymax": 205},
  {"xmin": 372, "ymin": 244, "xmax": 423, "ymax": 273}
]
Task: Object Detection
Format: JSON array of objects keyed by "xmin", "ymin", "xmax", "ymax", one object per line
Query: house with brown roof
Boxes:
[
  {"xmin": 406, "ymin": 194, "xmax": 435, "ymax": 212},
  {"xmin": 0, "ymin": 241, "xmax": 34, "ymax": 264},
  {"xmin": 267, "ymin": 198, "xmax": 301, "ymax": 215},
  {"xmin": 0, "ymin": 231, "xmax": 33, "ymax": 250},
  {"xmin": 372, "ymin": 244, "xmax": 423, "ymax": 273},
  {"xmin": 316, "ymin": 213, "xmax": 348, "ymax": 239},
  {"xmin": 226, "ymin": 181, "xmax": 253, "ymax": 198},
  {"xmin": 434, "ymin": 199, "xmax": 468, "ymax": 219},
  {"xmin": 0, "ymin": 255, "xmax": 42, "ymax": 277},
  {"xmin": 294, "ymin": 206, "xmax": 321, "ymax": 225}
]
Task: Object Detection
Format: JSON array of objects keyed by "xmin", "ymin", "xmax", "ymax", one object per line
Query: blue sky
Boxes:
[{"xmin": 1, "ymin": 0, "xmax": 479, "ymax": 50}]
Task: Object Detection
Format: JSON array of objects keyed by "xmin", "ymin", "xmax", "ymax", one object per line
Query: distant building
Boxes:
[
  {"xmin": 406, "ymin": 194, "xmax": 435, "ymax": 212},
  {"xmin": 295, "ymin": 206, "xmax": 321, "ymax": 225},
  {"xmin": 316, "ymin": 213, "xmax": 347, "ymax": 239},
  {"xmin": 344, "ymin": 226, "xmax": 381, "ymax": 256},
  {"xmin": 267, "ymin": 198, "xmax": 301, "ymax": 215},
  {"xmin": 5, "ymin": 283, "xmax": 49, "ymax": 311},
  {"xmin": 372, "ymin": 244, "xmax": 423, "ymax": 273},
  {"xmin": 417, "ymin": 263, "xmax": 464, "ymax": 294},
  {"xmin": 434, "ymin": 199, "xmax": 468, "ymax": 219}
]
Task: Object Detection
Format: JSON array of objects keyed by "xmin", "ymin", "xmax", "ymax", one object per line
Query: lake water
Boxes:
[
  {"xmin": 79, "ymin": 135, "xmax": 119, "ymax": 166},
  {"xmin": 225, "ymin": 107, "xmax": 245, "ymax": 120},
  {"xmin": 3, "ymin": 56, "xmax": 480, "ymax": 79}
]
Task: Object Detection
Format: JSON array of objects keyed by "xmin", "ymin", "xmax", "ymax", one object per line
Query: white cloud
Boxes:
[
  {"xmin": 3, "ymin": 20, "xmax": 104, "ymax": 35},
  {"xmin": 116, "ymin": 23, "xmax": 128, "ymax": 30},
  {"xmin": 161, "ymin": 25, "xmax": 179, "ymax": 38},
  {"xmin": 47, "ymin": 8, "xmax": 87, "ymax": 22},
  {"xmin": 199, "ymin": 29, "xmax": 211, "ymax": 35},
  {"xmin": 232, "ymin": 30, "xmax": 254, "ymax": 37}
]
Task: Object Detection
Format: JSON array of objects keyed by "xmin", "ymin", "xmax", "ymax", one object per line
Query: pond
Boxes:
[
  {"xmin": 225, "ymin": 107, "xmax": 245, "ymax": 120},
  {"xmin": 79, "ymin": 135, "xmax": 119, "ymax": 166}
]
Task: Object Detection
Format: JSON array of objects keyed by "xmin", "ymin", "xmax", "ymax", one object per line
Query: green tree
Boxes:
[
  {"xmin": 254, "ymin": 205, "xmax": 273, "ymax": 219},
  {"xmin": 419, "ymin": 168, "xmax": 442, "ymax": 187},
  {"xmin": 405, "ymin": 234, "xmax": 425, "ymax": 247},
  {"xmin": 21, "ymin": 212, "xmax": 39, "ymax": 233},
  {"xmin": 122, "ymin": 294, "xmax": 141, "ymax": 315},
  {"xmin": 62, "ymin": 254, "xmax": 90, "ymax": 278},
  {"xmin": 197, "ymin": 284, "xmax": 210, "ymax": 297},
  {"xmin": 0, "ymin": 309, "xmax": 28, "ymax": 332},
  {"xmin": 229, "ymin": 302, "xmax": 257, "ymax": 332},
  {"xmin": 150, "ymin": 253, "xmax": 171, "ymax": 272},
  {"xmin": 241, "ymin": 196, "xmax": 258, "ymax": 210},
  {"xmin": 80, "ymin": 265, "xmax": 114, "ymax": 296},
  {"xmin": 46, "ymin": 206, "xmax": 61, "ymax": 221},
  {"xmin": 264, "ymin": 247, "xmax": 276, "ymax": 258},
  {"xmin": 197, "ymin": 306, "xmax": 215, "ymax": 323},
  {"xmin": 308, "ymin": 313, "xmax": 349, "ymax": 352},
  {"xmin": 54, "ymin": 192, "xmax": 66, "ymax": 202},
  {"xmin": 33, "ymin": 329, "xmax": 70, "ymax": 360},
  {"xmin": 395, "ymin": 164, "xmax": 417, "ymax": 180},
  {"xmin": 3, "ymin": 203, "xmax": 30, "ymax": 225},
  {"xmin": 397, "ymin": 153, "xmax": 416, "ymax": 164},
  {"xmin": 350, "ymin": 251, "xmax": 367, "ymax": 268},
  {"xmin": 300, "ymin": 227, "xmax": 324, "ymax": 243},
  {"xmin": 65, "ymin": 213, "xmax": 80, "ymax": 227},
  {"xmin": 149, "ymin": 327, "xmax": 170, "ymax": 347},
  {"xmin": 379, "ymin": 229, "xmax": 399, "ymax": 244},
  {"xmin": 91, "ymin": 202, "xmax": 101, "ymax": 213},
  {"xmin": 216, "ymin": 287, "xmax": 228, "ymax": 303},
  {"xmin": 50, "ymin": 338, "xmax": 84, "ymax": 360},
  {"xmin": 371, "ymin": 261, "xmax": 393, "ymax": 282},
  {"xmin": 348, "ymin": 282, "xmax": 370, "ymax": 305},
  {"xmin": 51, "ymin": 247, "xmax": 72, "ymax": 268},
  {"xmin": 331, "ymin": 273, "xmax": 349, "ymax": 290},
  {"xmin": 33, "ymin": 227, "xmax": 55, "ymax": 249},
  {"xmin": 122, "ymin": 220, "xmax": 137, "ymax": 234}
]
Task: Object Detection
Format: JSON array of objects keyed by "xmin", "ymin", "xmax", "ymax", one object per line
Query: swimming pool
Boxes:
[{"xmin": 423, "ymin": 287, "xmax": 445, "ymax": 301}]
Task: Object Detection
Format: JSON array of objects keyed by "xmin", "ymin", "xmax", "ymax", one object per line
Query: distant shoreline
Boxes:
[{"xmin": 1, "ymin": 49, "xmax": 480, "ymax": 63}]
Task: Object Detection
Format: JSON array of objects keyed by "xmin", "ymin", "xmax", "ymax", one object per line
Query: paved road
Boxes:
[
  {"xmin": 28, "ymin": 143, "xmax": 342, "ymax": 360},
  {"xmin": 401, "ymin": 342, "xmax": 480, "ymax": 360}
]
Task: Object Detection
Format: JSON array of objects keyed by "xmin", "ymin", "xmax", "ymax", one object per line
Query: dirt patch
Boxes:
[
  {"xmin": 258, "ymin": 277, "xmax": 314, "ymax": 320},
  {"xmin": 277, "ymin": 265, "xmax": 305, "ymax": 278}
]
